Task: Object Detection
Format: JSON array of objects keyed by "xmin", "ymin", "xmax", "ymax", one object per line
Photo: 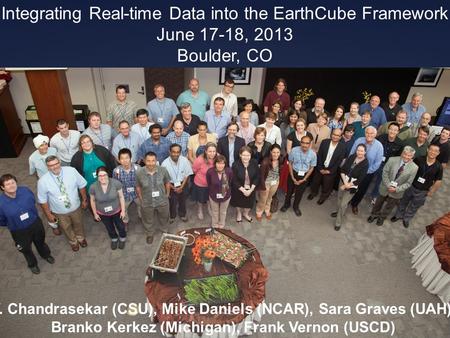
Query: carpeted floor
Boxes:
[{"xmin": 0, "ymin": 138, "xmax": 449, "ymax": 337}]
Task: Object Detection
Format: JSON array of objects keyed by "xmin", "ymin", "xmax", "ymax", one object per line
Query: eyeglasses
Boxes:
[{"xmin": 224, "ymin": 84, "xmax": 234, "ymax": 88}]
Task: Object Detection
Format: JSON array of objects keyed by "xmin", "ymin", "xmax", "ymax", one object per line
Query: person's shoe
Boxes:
[
  {"xmin": 118, "ymin": 241, "xmax": 125, "ymax": 250},
  {"xmin": 391, "ymin": 216, "xmax": 400, "ymax": 222},
  {"xmin": 169, "ymin": 218, "xmax": 175, "ymax": 224},
  {"xmin": 180, "ymin": 216, "xmax": 188, "ymax": 222},
  {"xmin": 280, "ymin": 205, "xmax": 289, "ymax": 212},
  {"xmin": 403, "ymin": 220, "xmax": 410, "ymax": 228},
  {"xmin": 30, "ymin": 266, "xmax": 40, "ymax": 274},
  {"xmin": 330, "ymin": 212, "xmax": 338, "ymax": 218},
  {"xmin": 45, "ymin": 256, "xmax": 55, "ymax": 264},
  {"xmin": 367, "ymin": 215, "xmax": 377, "ymax": 223},
  {"xmin": 307, "ymin": 194, "xmax": 315, "ymax": 200},
  {"xmin": 266, "ymin": 214, "xmax": 272, "ymax": 220},
  {"xmin": 243, "ymin": 215, "xmax": 253, "ymax": 223},
  {"xmin": 317, "ymin": 199, "xmax": 325, "ymax": 205},
  {"xmin": 146, "ymin": 236, "xmax": 154, "ymax": 244},
  {"xmin": 351, "ymin": 206, "xmax": 359, "ymax": 215},
  {"xmin": 334, "ymin": 226, "xmax": 341, "ymax": 231},
  {"xmin": 71, "ymin": 243, "xmax": 80, "ymax": 252},
  {"xmin": 294, "ymin": 209, "xmax": 302, "ymax": 217},
  {"xmin": 79, "ymin": 239, "xmax": 88, "ymax": 248},
  {"xmin": 111, "ymin": 241, "xmax": 118, "ymax": 250},
  {"xmin": 52, "ymin": 228, "xmax": 61, "ymax": 236},
  {"xmin": 376, "ymin": 218, "xmax": 384, "ymax": 226},
  {"xmin": 256, "ymin": 215, "xmax": 263, "ymax": 222}
]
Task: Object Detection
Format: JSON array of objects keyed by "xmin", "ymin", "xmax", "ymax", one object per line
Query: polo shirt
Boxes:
[
  {"xmin": 161, "ymin": 156, "xmax": 193, "ymax": 184},
  {"xmin": 147, "ymin": 98, "xmax": 178, "ymax": 129},
  {"xmin": 176, "ymin": 90, "xmax": 210, "ymax": 120},
  {"xmin": 402, "ymin": 137, "xmax": 429, "ymax": 158},
  {"xmin": 411, "ymin": 156, "xmax": 443, "ymax": 191},
  {"xmin": 431, "ymin": 136, "xmax": 450, "ymax": 165},
  {"xmin": 288, "ymin": 147, "xmax": 317, "ymax": 173},
  {"xmin": 50, "ymin": 130, "xmax": 81, "ymax": 163},
  {"xmin": 358, "ymin": 103, "xmax": 387, "ymax": 128},
  {"xmin": 0, "ymin": 187, "xmax": 39, "ymax": 232},
  {"xmin": 28, "ymin": 147, "xmax": 58, "ymax": 178},
  {"xmin": 350, "ymin": 137, "xmax": 384, "ymax": 174},
  {"xmin": 204, "ymin": 109, "xmax": 232, "ymax": 139},
  {"xmin": 166, "ymin": 131, "xmax": 190, "ymax": 156},
  {"xmin": 106, "ymin": 100, "xmax": 137, "ymax": 129},
  {"xmin": 83, "ymin": 124, "xmax": 115, "ymax": 151},
  {"xmin": 402, "ymin": 103, "xmax": 426, "ymax": 125},
  {"xmin": 136, "ymin": 166, "xmax": 170, "ymax": 207},
  {"xmin": 174, "ymin": 113, "xmax": 201, "ymax": 136},
  {"xmin": 137, "ymin": 137, "xmax": 171, "ymax": 164},
  {"xmin": 37, "ymin": 167, "xmax": 87, "ymax": 214},
  {"xmin": 112, "ymin": 131, "xmax": 142, "ymax": 162}
]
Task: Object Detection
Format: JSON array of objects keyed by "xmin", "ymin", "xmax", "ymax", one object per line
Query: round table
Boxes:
[
  {"xmin": 144, "ymin": 227, "xmax": 269, "ymax": 338},
  {"xmin": 411, "ymin": 212, "xmax": 450, "ymax": 305}
]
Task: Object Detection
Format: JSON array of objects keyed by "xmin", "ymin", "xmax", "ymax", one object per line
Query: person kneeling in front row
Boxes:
[{"xmin": 0, "ymin": 174, "xmax": 54, "ymax": 274}]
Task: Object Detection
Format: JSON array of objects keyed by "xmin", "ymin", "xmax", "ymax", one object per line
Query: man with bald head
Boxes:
[
  {"xmin": 402, "ymin": 92, "xmax": 426, "ymax": 125},
  {"xmin": 306, "ymin": 97, "xmax": 328, "ymax": 125},
  {"xmin": 411, "ymin": 112, "xmax": 437, "ymax": 142},
  {"xmin": 176, "ymin": 78, "xmax": 210, "ymax": 120},
  {"xmin": 359, "ymin": 95, "xmax": 387, "ymax": 129},
  {"xmin": 380, "ymin": 91, "xmax": 402, "ymax": 122},
  {"xmin": 166, "ymin": 120, "xmax": 190, "ymax": 156},
  {"xmin": 348, "ymin": 126, "xmax": 384, "ymax": 214}
]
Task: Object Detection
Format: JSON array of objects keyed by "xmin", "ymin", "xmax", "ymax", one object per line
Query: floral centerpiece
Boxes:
[{"xmin": 191, "ymin": 235, "xmax": 217, "ymax": 272}]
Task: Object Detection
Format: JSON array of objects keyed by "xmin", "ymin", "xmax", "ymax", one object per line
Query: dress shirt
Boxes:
[
  {"xmin": 323, "ymin": 142, "xmax": 338, "ymax": 168},
  {"xmin": 131, "ymin": 122, "xmax": 154, "ymax": 145},
  {"xmin": 161, "ymin": 156, "xmax": 193, "ymax": 184},
  {"xmin": 0, "ymin": 187, "xmax": 39, "ymax": 231},
  {"xmin": 211, "ymin": 91, "xmax": 238, "ymax": 118},
  {"xmin": 147, "ymin": 98, "xmax": 178, "ymax": 129},
  {"xmin": 204, "ymin": 109, "xmax": 232, "ymax": 138},
  {"xmin": 350, "ymin": 137, "xmax": 384, "ymax": 174},
  {"xmin": 288, "ymin": 147, "xmax": 317, "ymax": 173},
  {"xmin": 50, "ymin": 130, "xmax": 80, "ymax": 163},
  {"xmin": 166, "ymin": 131, "xmax": 190, "ymax": 156},
  {"xmin": 258, "ymin": 123, "xmax": 282, "ymax": 145},
  {"xmin": 112, "ymin": 131, "xmax": 142, "ymax": 162},
  {"xmin": 28, "ymin": 147, "xmax": 57, "ymax": 178},
  {"xmin": 136, "ymin": 137, "xmax": 171, "ymax": 164},
  {"xmin": 402, "ymin": 103, "xmax": 426, "ymax": 125}
]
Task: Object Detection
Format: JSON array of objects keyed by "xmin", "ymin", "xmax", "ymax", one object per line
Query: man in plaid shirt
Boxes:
[
  {"xmin": 113, "ymin": 148, "xmax": 141, "ymax": 226},
  {"xmin": 166, "ymin": 120, "xmax": 190, "ymax": 156}
]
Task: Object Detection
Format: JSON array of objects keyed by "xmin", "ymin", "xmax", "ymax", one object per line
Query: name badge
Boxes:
[
  {"xmin": 390, "ymin": 181, "xmax": 398, "ymax": 188},
  {"xmin": 417, "ymin": 177, "xmax": 426, "ymax": 184},
  {"xmin": 382, "ymin": 156, "xmax": 386, "ymax": 162},
  {"xmin": 406, "ymin": 122, "xmax": 412, "ymax": 127},
  {"xmin": 298, "ymin": 170, "xmax": 306, "ymax": 176},
  {"xmin": 174, "ymin": 181, "xmax": 181, "ymax": 188},
  {"xmin": 270, "ymin": 180, "xmax": 278, "ymax": 186},
  {"xmin": 20, "ymin": 212, "xmax": 29, "ymax": 221},
  {"xmin": 126, "ymin": 187, "xmax": 135, "ymax": 193},
  {"xmin": 104, "ymin": 206, "xmax": 113, "ymax": 212},
  {"xmin": 216, "ymin": 193, "xmax": 224, "ymax": 199},
  {"xmin": 152, "ymin": 191, "xmax": 160, "ymax": 198},
  {"xmin": 157, "ymin": 117, "xmax": 164, "ymax": 123},
  {"xmin": 92, "ymin": 172, "xmax": 97, "ymax": 178}
]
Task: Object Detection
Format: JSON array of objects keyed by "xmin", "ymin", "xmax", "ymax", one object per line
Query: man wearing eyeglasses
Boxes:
[
  {"xmin": 210, "ymin": 79, "xmax": 238, "ymax": 119},
  {"xmin": 280, "ymin": 135, "xmax": 317, "ymax": 216}
]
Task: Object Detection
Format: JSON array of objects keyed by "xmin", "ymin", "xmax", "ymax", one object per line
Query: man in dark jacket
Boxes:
[
  {"xmin": 308, "ymin": 129, "xmax": 346, "ymax": 204},
  {"xmin": 217, "ymin": 122, "xmax": 245, "ymax": 167}
]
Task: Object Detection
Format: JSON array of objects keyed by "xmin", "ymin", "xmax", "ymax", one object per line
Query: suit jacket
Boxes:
[
  {"xmin": 316, "ymin": 139, "xmax": 347, "ymax": 174},
  {"xmin": 217, "ymin": 136, "xmax": 245, "ymax": 167},
  {"xmin": 379, "ymin": 156, "xmax": 418, "ymax": 199},
  {"xmin": 231, "ymin": 159, "xmax": 260, "ymax": 190}
]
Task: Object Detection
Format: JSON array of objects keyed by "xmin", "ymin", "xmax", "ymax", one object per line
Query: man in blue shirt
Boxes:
[
  {"xmin": 147, "ymin": 84, "xmax": 178, "ymax": 136},
  {"xmin": 280, "ymin": 135, "xmax": 317, "ymax": 216},
  {"xmin": 402, "ymin": 92, "xmax": 426, "ymax": 125},
  {"xmin": 112, "ymin": 120, "xmax": 142, "ymax": 163},
  {"xmin": 137, "ymin": 124, "xmax": 171, "ymax": 165},
  {"xmin": 204, "ymin": 97, "xmax": 231, "ymax": 139},
  {"xmin": 176, "ymin": 78, "xmax": 210, "ymax": 120},
  {"xmin": 359, "ymin": 95, "xmax": 387, "ymax": 129},
  {"xmin": 38, "ymin": 156, "xmax": 89, "ymax": 252},
  {"xmin": 349, "ymin": 126, "xmax": 384, "ymax": 214},
  {"xmin": 166, "ymin": 120, "xmax": 190, "ymax": 157},
  {"xmin": 0, "ymin": 174, "xmax": 54, "ymax": 274}
]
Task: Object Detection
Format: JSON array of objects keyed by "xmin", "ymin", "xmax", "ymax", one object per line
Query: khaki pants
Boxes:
[
  {"xmin": 335, "ymin": 187, "xmax": 354, "ymax": 228},
  {"xmin": 209, "ymin": 197, "xmax": 230, "ymax": 228},
  {"xmin": 54, "ymin": 207, "xmax": 85, "ymax": 245},
  {"xmin": 256, "ymin": 182, "xmax": 279, "ymax": 216},
  {"xmin": 141, "ymin": 203, "xmax": 170, "ymax": 236},
  {"xmin": 124, "ymin": 198, "xmax": 141, "ymax": 223}
]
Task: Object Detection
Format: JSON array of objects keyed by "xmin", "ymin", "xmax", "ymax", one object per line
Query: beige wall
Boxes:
[
  {"xmin": 194, "ymin": 68, "xmax": 265, "ymax": 105},
  {"xmin": 405, "ymin": 68, "xmax": 450, "ymax": 116}
]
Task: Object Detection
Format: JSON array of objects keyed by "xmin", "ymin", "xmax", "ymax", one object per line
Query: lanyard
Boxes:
[
  {"xmin": 122, "ymin": 134, "xmax": 132, "ymax": 149},
  {"xmin": 169, "ymin": 159, "xmax": 180, "ymax": 181},
  {"xmin": 92, "ymin": 126, "xmax": 105, "ymax": 146},
  {"xmin": 157, "ymin": 100, "xmax": 166, "ymax": 118},
  {"xmin": 50, "ymin": 171, "xmax": 65, "ymax": 193},
  {"xmin": 213, "ymin": 114, "xmax": 222, "ymax": 133},
  {"xmin": 60, "ymin": 134, "xmax": 71, "ymax": 153}
]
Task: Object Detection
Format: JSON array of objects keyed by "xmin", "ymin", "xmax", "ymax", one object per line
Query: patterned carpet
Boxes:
[{"xmin": 0, "ymin": 139, "xmax": 449, "ymax": 337}]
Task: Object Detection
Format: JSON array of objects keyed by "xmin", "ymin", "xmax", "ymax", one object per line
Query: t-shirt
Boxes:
[
  {"xmin": 82, "ymin": 151, "xmax": 106, "ymax": 192},
  {"xmin": 89, "ymin": 178, "xmax": 123, "ymax": 216},
  {"xmin": 431, "ymin": 136, "xmax": 450, "ymax": 165},
  {"xmin": 411, "ymin": 156, "xmax": 443, "ymax": 191}
]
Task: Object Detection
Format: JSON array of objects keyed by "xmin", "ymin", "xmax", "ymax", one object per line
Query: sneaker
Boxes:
[
  {"xmin": 402, "ymin": 220, "xmax": 410, "ymax": 228},
  {"xmin": 111, "ymin": 241, "xmax": 118, "ymax": 250},
  {"xmin": 118, "ymin": 241, "xmax": 125, "ymax": 250},
  {"xmin": 294, "ymin": 209, "xmax": 302, "ymax": 217},
  {"xmin": 45, "ymin": 256, "xmax": 55, "ymax": 264},
  {"xmin": 30, "ymin": 266, "xmax": 40, "ymax": 274}
]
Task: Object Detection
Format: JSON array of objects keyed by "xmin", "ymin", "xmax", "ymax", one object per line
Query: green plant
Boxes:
[{"xmin": 184, "ymin": 274, "xmax": 239, "ymax": 305}]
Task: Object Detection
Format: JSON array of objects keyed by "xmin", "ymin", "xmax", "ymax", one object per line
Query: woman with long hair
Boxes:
[
  {"xmin": 328, "ymin": 105, "xmax": 345, "ymax": 131},
  {"xmin": 247, "ymin": 127, "xmax": 272, "ymax": 165}
]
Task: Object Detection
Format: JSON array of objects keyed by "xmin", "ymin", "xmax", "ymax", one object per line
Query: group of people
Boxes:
[{"xmin": 1, "ymin": 77, "xmax": 449, "ymax": 274}]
